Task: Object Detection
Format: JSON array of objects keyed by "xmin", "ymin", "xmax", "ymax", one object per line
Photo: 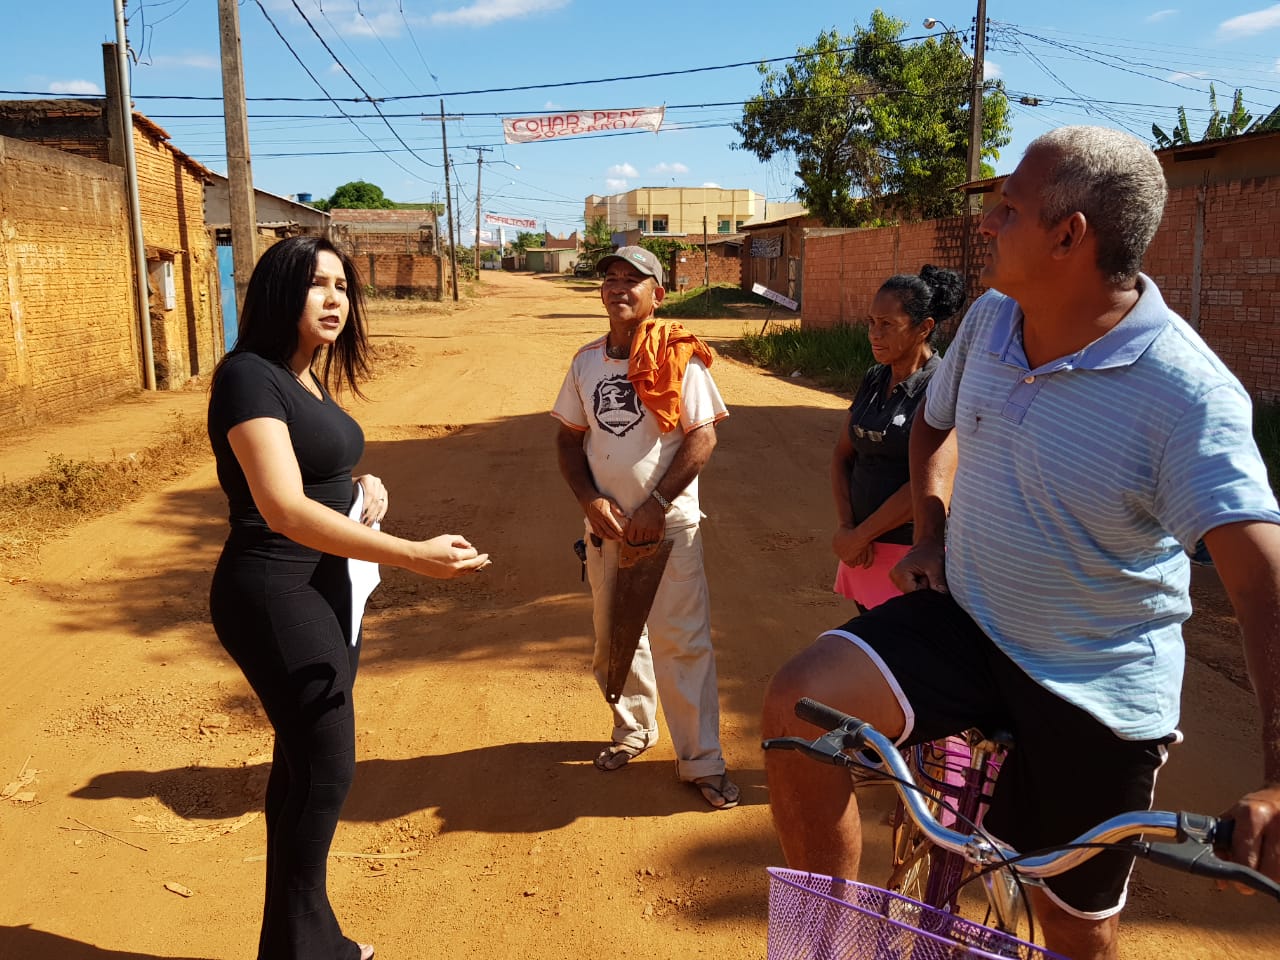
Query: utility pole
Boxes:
[
  {"xmin": 105, "ymin": 14, "xmax": 155, "ymax": 390},
  {"xmin": 217, "ymin": 0, "xmax": 258, "ymax": 323},
  {"xmin": 439, "ymin": 100, "xmax": 459, "ymax": 301},
  {"xmin": 967, "ymin": 0, "xmax": 988, "ymax": 211},
  {"xmin": 468, "ymin": 146, "xmax": 492, "ymax": 277}
]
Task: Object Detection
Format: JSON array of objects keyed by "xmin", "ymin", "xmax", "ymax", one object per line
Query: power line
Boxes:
[{"xmin": 281, "ymin": 0, "xmax": 439, "ymax": 169}]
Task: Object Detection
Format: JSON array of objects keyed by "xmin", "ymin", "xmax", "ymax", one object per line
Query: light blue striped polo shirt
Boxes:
[{"xmin": 926, "ymin": 276, "xmax": 1280, "ymax": 739}]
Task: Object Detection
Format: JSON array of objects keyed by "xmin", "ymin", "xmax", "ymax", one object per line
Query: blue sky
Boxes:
[{"xmin": 6, "ymin": 2, "xmax": 1280, "ymax": 236}]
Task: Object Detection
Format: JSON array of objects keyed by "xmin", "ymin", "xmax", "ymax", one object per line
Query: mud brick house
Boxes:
[
  {"xmin": 329, "ymin": 208, "xmax": 444, "ymax": 299},
  {"xmin": 0, "ymin": 93, "xmax": 220, "ymax": 427}
]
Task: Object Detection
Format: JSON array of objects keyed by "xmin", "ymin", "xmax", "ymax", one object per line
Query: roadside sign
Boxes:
[{"xmin": 751, "ymin": 283, "xmax": 798, "ymax": 311}]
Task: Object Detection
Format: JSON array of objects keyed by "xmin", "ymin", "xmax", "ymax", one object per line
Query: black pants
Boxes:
[{"xmin": 211, "ymin": 549, "xmax": 361, "ymax": 960}]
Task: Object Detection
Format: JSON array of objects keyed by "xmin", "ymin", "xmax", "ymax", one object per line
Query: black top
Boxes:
[
  {"xmin": 208, "ymin": 351, "xmax": 364, "ymax": 558},
  {"xmin": 846, "ymin": 354, "xmax": 939, "ymax": 545}
]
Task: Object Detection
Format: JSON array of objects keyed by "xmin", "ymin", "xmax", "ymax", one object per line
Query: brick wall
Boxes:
[
  {"xmin": 358, "ymin": 252, "xmax": 443, "ymax": 299},
  {"xmin": 802, "ymin": 173, "xmax": 1280, "ymax": 400},
  {"xmin": 1, "ymin": 136, "xmax": 138, "ymax": 430},
  {"xmin": 669, "ymin": 239, "xmax": 743, "ymax": 291},
  {"xmin": 131, "ymin": 124, "xmax": 219, "ymax": 389},
  {"xmin": 1146, "ymin": 175, "xmax": 1280, "ymax": 400},
  {"xmin": 802, "ymin": 216, "xmax": 983, "ymax": 333}
]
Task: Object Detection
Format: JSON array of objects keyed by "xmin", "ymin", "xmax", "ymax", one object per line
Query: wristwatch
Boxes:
[{"xmin": 650, "ymin": 488, "xmax": 673, "ymax": 512}]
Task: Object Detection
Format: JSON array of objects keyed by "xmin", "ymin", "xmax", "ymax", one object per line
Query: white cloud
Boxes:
[
  {"xmin": 1218, "ymin": 4, "xmax": 1280, "ymax": 39},
  {"xmin": 983, "ymin": 60, "xmax": 1002, "ymax": 81},
  {"xmin": 1166, "ymin": 69, "xmax": 1210, "ymax": 82},
  {"xmin": 345, "ymin": 10, "xmax": 402, "ymax": 38},
  {"xmin": 702, "ymin": 181, "xmax": 721, "ymax": 189},
  {"xmin": 432, "ymin": 0, "xmax": 571, "ymax": 27},
  {"xmin": 1275, "ymin": 57, "xmax": 1280, "ymax": 72},
  {"xmin": 649, "ymin": 162, "xmax": 689, "ymax": 175},
  {"xmin": 48, "ymin": 80, "xmax": 102, "ymax": 95},
  {"xmin": 1146, "ymin": 8, "xmax": 1178, "ymax": 23},
  {"xmin": 605, "ymin": 178, "xmax": 629, "ymax": 191},
  {"xmin": 608, "ymin": 163, "xmax": 639, "ymax": 178}
]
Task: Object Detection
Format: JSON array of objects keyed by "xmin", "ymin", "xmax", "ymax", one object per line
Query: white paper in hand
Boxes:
[{"xmin": 347, "ymin": 485, "xmax": 382, "ymax": 647}]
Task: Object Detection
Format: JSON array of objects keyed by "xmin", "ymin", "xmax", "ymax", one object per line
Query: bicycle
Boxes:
[
  {"xmin": 884, "ymin": 729, "xmax": 1008, "ymax": 914},
  {"xmin": 762, "ymin": 697, "xmax": 1280, "ymax": 959}
]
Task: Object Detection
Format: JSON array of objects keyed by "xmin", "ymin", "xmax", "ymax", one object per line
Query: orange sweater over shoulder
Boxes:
[{"xmin": 626, "ymin": 318, "xmax": 715, "ymax": 434}]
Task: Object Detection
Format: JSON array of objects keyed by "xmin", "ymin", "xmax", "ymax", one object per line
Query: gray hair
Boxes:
[{"xmin": 1026, "ymin": 126, "xmax": 1167, "ymax": 283}]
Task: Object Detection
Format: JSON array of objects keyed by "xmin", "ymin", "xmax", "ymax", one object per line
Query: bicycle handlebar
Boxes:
[{"xmin": 763, "ymin": 697, "xmax": 1280, "ymax": 900}]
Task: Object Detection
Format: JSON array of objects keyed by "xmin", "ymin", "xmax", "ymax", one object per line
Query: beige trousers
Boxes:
[{"xmin": 585, "ymin": 523, "xmax": 726, "ymax": 781}]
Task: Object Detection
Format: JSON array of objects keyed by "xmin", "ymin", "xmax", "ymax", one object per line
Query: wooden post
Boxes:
[{"xmin": 217, "ymin": 0, "xmax": 258, "ymax": 323}]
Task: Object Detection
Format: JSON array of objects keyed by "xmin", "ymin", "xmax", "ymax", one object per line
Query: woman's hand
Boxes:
[
  {"xmin": 355, "ymin": 474, "xmax": 389, "ymax": 526},
  {"xmin": 409, "ymin": 534, "xmax": 491, "ymax": 579},
  {"xmin": 833, "ymin": 524, "xmax": 874, "ymax": 568}
]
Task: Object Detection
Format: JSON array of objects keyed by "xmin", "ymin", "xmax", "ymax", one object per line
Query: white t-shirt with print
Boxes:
[{"xmin": 552, "ymin": 335, "xmax": 728, "ymax": 528}]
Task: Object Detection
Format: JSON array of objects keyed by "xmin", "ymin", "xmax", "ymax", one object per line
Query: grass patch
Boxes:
[
  {"xmin": 660, "ymin": 283, "xmax": 773, "ymax": 319},
  {"xmin": 737, "ymin": 322, "xmax": 877, "ymax": 393},
  {"xmin": 0, "ymin": 413, "xmax": 209, "ymax": 568}
]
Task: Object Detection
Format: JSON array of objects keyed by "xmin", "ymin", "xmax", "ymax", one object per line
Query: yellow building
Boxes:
[{"xmin": 585, "ymin": 186, "xmax": 767, "ymax": 236}]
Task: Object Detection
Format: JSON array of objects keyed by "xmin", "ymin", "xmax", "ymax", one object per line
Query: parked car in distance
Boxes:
[{"xmin": 573, "ymin": 259, "xmax": 595, "ymax": 278}]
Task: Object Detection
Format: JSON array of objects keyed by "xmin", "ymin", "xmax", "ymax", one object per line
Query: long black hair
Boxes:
[
  {"xmin": 877, "ymin": 265, "xmax": 965, "ymax": 343},
  {"xmin": 217, "ymin": 235, "xmax": 371, "ymax": 398}
]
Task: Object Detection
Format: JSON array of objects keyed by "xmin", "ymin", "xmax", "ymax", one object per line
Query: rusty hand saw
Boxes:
[{"xmin": 602, "ymin": 537, "xmax": 674, "ymax": 703}]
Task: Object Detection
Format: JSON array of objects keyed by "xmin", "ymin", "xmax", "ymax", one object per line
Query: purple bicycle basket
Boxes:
[{"xmin": 767, "ymin": 868, "xmax": 1068, "ymax": 960}]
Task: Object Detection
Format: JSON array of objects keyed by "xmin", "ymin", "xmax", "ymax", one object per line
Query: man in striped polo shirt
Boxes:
[{"xmin": 763, "ymin": 126, "xmax": 1280, "ymax": 960}]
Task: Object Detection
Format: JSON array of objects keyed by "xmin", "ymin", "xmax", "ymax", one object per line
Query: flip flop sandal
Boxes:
[
  {"xmin": 691, "ymin": 773, "xmax": 740, "ymax": 810},
  {"xmin": 359, "ymin": 945, "xmax": 375, "ymax": 960},
  {"xmin": 594, "ymin": 743, "xmax": 644, "ymax": 771}
]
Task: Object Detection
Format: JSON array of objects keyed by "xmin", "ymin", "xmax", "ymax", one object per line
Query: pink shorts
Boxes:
[{"xmin": 833, "ymin": 541, "xmax": 912, "ymax": 609}]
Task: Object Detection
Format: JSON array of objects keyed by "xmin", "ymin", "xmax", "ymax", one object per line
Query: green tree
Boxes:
[
  {"xmin": 511, "ymin": 231, "xmax": 541, "ymax": 254},
  {"xmin": 1153, "ymin": 85, "xmax": 1280, "ymax": 148},
  {"xmin": 735, "ymin": 9, "xmax": 1011, "ymax": 225},
  {"xmin": 582, "ymin": 215, "xmax": 614, "ymax": 266},
  {"xmin": 320, "ymin": 180, "xmax": 397, "ymax": 211}
]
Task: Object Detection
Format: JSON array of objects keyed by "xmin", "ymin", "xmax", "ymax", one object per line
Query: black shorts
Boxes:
[{"xmin": 822, "ymin": 590, "xmax": 1178, "ymax": 917}]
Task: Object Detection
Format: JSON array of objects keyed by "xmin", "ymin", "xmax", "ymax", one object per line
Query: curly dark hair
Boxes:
[
  {"xmin": 216, "ymin": 235, "xmax": 371, "ymax": 398},
  {"xmin": 877, "ymin": 264, "xmax": 965, "ymax": 342}
]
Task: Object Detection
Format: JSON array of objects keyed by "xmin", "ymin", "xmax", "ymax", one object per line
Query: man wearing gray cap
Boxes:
[{"xmin": 552, "ymin": 245, "xmax": 739, "ymax": 810}]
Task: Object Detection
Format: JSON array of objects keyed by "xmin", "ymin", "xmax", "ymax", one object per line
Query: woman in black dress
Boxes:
[
  {"xmin": 207, "ymin": 236, "xmax": 489, "ymax": 960},
  {"xmin": 830, "ymin": 265, "xmax": 963, "ymax": 612}
]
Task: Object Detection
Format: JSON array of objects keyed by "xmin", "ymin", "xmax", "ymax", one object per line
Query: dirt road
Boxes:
[{"xmin": 1, "ymin": 269, "xmax": 1276, "ymax": 959}]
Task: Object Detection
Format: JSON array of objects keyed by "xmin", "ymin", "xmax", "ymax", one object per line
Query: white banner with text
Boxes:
[
  {"xmin": 484, "ymin": 212, "xmax": 538, "ymax": 230},
  {"xmin": 502, "ymin": 106, "xmax": 665, "ymax": 144}
]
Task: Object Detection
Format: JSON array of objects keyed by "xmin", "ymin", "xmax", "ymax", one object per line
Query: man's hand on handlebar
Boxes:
[{"xmin": 1222, "ymin": 782, "xmax": 1280, "ymax": 891}]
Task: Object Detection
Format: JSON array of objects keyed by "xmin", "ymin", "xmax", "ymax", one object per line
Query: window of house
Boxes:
[
  {"xmin": 717, "ymin": 219, "xmax": 731, "ymax": 233},
  {"xmin": 736, "ymin": 220, "xmax": 745, "ymax": 230},
  {"xmin": 637, "ymin": 218, "xmax": 648, "ymax": 231},
  {"xmin": 651, "ymin": 216, "xmax": 668, "ymax": 233}
]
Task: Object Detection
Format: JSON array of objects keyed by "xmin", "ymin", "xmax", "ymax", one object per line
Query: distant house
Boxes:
[
  {"xmin": 329, "ymin": 208, "xmax": 444, "ymax": 299},
  {"xmin": 0, "ymin": 89, "xmax": 221, "ymax": 419},
  {"xmin": 524, "ymin": 247, "xmax": 577, "ymax": 273},
  {"xmin": 585, "ymin": 186, "xmax": 766, "ymax": 237},
  {"xmin": 543, "ymin": 230, "xmax": 580, "ymax": 252}
]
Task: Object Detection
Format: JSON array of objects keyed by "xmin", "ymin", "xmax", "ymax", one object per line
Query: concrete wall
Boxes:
[{"xmin": 0, "ymin": 136, "xmax": 139, "ymax": 430}]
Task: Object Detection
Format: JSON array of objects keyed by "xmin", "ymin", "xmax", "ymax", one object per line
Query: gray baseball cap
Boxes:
[{"xmin": 596, "ymin": 245, "xmax": 664, "ymax": 286}]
